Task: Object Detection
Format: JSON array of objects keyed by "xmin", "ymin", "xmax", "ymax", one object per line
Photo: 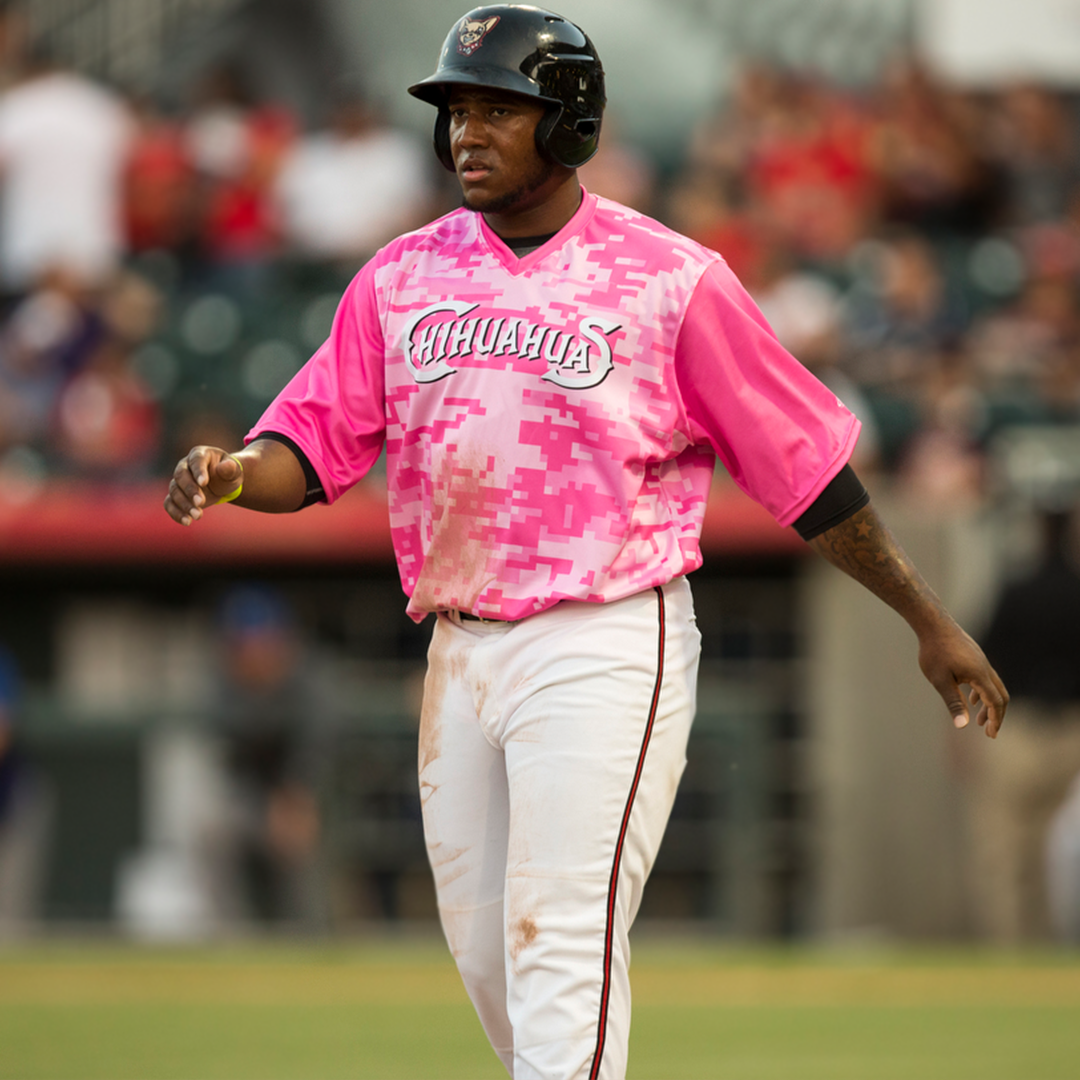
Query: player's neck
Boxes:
[{"xmin": 484, "ymin": 174, "xmax": 583, "ymax": 240}]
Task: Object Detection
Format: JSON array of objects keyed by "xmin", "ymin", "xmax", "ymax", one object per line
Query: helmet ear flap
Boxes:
[
  {"xmin": 534, "ymin": 106, "xmax": 563, "ymax": 165},
  {"xmin": 535, "ymin": 105, "xmax": 602, "ymax": 169},
  {"xmin": 433, "ymin": 109, "xmax": 455, "ymax": 172}
]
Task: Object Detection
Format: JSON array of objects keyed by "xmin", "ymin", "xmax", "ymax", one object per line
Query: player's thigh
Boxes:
[
  {"xmin": 499, "ymin": 581, "xmax": 699, "ymax": 893},
  {"xmin": 419, "ymin": 615, "xmax": 510, "ymax": 911}
]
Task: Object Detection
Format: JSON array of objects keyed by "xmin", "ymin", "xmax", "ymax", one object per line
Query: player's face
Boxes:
[{"xmin": 447, "ymin": 88, "xmax": 564, "ymax": 219}]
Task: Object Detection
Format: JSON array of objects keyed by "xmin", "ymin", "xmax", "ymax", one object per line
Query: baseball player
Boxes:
[{"xmin": 164, "ymin": 7, "xmax": 1008, "ymax": 1079}]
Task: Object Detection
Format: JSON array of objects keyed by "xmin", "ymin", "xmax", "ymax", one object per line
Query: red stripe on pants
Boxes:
[{"xmin": 589, "ymin": 585, "xmax": 666, "ymax": 1080}]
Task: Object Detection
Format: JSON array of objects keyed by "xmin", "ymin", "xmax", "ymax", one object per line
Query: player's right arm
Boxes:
[
  {"xmin": 164, "ymin": 439, "xmax": 307, "ymax": 526},
  {"xmin": 164, "ymin": 259, "xmax": 388, "ymax": 526}
]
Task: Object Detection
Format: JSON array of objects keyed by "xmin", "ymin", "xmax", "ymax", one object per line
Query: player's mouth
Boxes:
[{"xmin": 459, "ymin": 156, "xmax": 493, "ymax": 182}]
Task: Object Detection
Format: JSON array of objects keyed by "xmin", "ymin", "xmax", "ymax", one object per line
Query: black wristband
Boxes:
[{"xmin": 793, "ymin": 464, "xmax": 869, "ymax": 541}]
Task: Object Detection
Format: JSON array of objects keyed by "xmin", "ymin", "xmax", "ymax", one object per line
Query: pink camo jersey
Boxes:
[{"xmin": 249, "ymin": 190, "xmax": 860, "ymax": 622}]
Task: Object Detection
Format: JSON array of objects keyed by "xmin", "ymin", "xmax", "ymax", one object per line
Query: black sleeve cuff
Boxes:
[
  {"xmin": 249, "ymin": 431, "xmax": 327, "ymax": 509},
  {"xmin": 792, "ymin": 464, "xmax": 869, "ymax": 541}
]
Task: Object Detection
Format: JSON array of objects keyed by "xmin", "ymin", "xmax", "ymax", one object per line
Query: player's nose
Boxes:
[{"xmin": 453, "ymin": 110, "xmax": 488, "ymax": 148}]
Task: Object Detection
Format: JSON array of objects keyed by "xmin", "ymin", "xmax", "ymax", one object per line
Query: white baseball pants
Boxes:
[{"xmin": 418, "ymin": 578, "xmax": 700, "ymax": 1080}]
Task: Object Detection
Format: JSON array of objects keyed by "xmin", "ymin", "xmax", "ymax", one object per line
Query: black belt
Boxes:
[{"xmin": 459, "ymin": 610, "xmax": 502, "ymax": 622}]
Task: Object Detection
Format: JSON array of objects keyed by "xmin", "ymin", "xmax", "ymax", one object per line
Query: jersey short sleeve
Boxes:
[
  {"xmin": 246, "ymin": 262, "xmax": 388, "ymax": 501},
  {"xmin": 673, "ymin": 259, "xmax": 861, "ymax": 526}
]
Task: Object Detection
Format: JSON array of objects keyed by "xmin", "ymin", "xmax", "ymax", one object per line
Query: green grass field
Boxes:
[{"xmin": 1, "ymin": 936, "xmax": 1078, "ymax": 1079}]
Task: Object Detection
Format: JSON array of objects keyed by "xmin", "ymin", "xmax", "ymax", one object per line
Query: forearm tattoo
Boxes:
[{"xmin": 809, "ymin": 504, "xmax": 948, "ymax": 629}]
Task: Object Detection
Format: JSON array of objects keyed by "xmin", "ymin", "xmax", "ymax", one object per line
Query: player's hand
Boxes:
[
  {"xmin": 916, "ymin": 622, "xmax": 1009, "ymax": 738},
  {"xmin": 164, "ymin": 445, "xmax": 243, "ymax": 526}
]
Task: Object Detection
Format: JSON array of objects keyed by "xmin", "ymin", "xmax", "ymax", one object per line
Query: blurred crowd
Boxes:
[
  {"xmin": 651, "ymin": 61, "xmax": 1080, "ymax": 507},
  {"xmin": 0, "ymin": 43, "xmax": 443, "ymax": 492},
  {"xmin": 0, "ymin": 41, "xmax": 1078, "ymax": 500}
]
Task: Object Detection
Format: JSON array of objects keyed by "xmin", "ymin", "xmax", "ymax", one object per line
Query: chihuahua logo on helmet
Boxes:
[{"xmin": 457, "ymin": 15, "xmax": 500, "ymax": 55}]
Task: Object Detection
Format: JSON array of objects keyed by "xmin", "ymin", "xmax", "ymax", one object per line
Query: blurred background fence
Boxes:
[{"xmin": 2, "ymin": 0, "xmax": 1080, "ymax": 949}]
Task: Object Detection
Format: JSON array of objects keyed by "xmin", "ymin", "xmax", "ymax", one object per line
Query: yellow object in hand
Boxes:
[{"xmin": 213, "ymin": 453, "xmax": 244, "ymax": 505}]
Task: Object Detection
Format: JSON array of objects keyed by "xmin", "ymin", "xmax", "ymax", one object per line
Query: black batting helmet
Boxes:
[{"xmin": 408, "ymin": 5, "xmax": 605, "ymax": 171}]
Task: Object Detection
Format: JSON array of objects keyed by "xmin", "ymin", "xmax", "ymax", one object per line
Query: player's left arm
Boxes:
[{"xmin": 809, "ymin": 502, "xmax": 1009, "ymax": 738}]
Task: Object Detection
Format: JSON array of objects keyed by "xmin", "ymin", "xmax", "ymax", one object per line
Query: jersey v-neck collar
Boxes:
[
  {"xmin": 502, "ymin": 231, "xmax": 559, "ymax": 255},
  {"xmin": 477, "ymin": 188, "xmax": 598, "ymax": 275}
]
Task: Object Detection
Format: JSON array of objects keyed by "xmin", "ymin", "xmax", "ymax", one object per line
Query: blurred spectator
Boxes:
[
  {"xmin": 274, "ymin": 91, "xmax": 434, "ymax": 266},
  {"xmin": 0, "ymin": 270, "xmax": 106, "ymax": 455},
  {"xmin": 123, "ymin": 95, "xmax": 198, "ymax": 261},
  {"xmin": 186, "ymin": 64, "xmax": 296, "ymax": 293},
  {"xmin": 843, "ymin": 230, "xmax": 968, "ymax": 386},
  {"xmin": 741, "ymin": 75, "xmax": 877, "ymax": 264},
  {"xmin": 1016, "ymin": 182, "xmax": 1080, "ymax": 282},
  {"xmin": 991, "ymin": 83, "xmax": 1080, "ymax": 227},
  {"xmin": 0, "ymin": 265, "xmax": 162, "ymax": 480},
  {"xmin": 968, "ymin": 273, "xmax": 1080, "ymax": 425},
  {"xmin": 0, "ymin": 44, "xmax": 134, "ymax": 296},
  {"xmin": 53, "ymin": 341, "xmax": 161, "ymax": 478},
  {"xmin": 682, "ymin": 66, "xmax": 878, "ymax": 267},
  {"xmin": 870, "ymin": 59, "xmax": 1002, "ymax": 238},
  {"xmin": 687, "ymin": 64, "xmax": 788, "ymax": 187},
  {"xmin": 972, "ymin": 505, "xmax": 1080, "ymax": 941},
  {"xmin": 0, "ymin": 2, "xmax": 28, "ymax": 90},
  {"xmin": 52, "ymin": 271, "xmax": 163, "ymax": 478},
  {"xmin": 892, "ymin": 342, "xmax": 988, "ymax": 507},
  {"xmin": 0, "ymin": 646, "xmax": 51, "ymax": 936},
  {"xmin": 210, "ymin": 585, "xmax": 329, "ymax": 927}
]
